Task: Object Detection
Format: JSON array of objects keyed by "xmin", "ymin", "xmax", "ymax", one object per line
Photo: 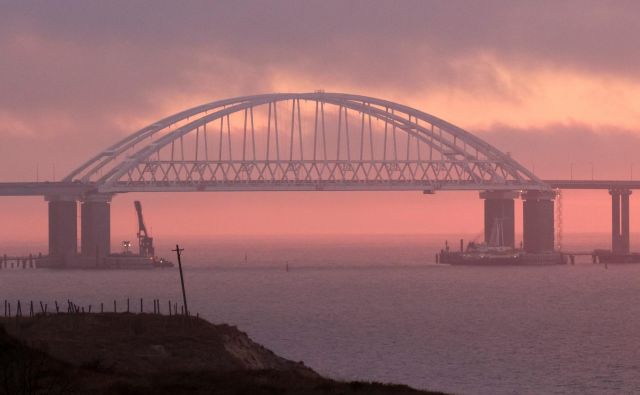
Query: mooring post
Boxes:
[{"xmin": 173, "ymin": 244, "xmax": 189, "ymax": 316}]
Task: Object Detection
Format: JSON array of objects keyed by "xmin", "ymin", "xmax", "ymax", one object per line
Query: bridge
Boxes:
[{"xmin": 0, "ymin": 92, "xmax": 634, "ymax": 266}]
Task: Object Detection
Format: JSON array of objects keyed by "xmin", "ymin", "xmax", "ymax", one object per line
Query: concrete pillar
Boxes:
[
  {"xmin": 479, "ymin": 191, "xmax": 518, "ymax": 248},
  {"xmin": 610, "ymin": 189, "xmax": 621, "ymax": 253},
  {"xmin": 81, "ymin": 195, "xmax": 112, "ymax": 259},
  {"xmin": 47, "ymin": 197, "xmax": 77, "ymax": 260},
  {"xmin": 621, "ymin": 190, "xmax": 631, "ymax": 253},
  {"xmin": 522, "ymin": 190, "xmax": 556, "ymax": 253},
  {"xmin": 611, "ymin": 189, "xmax": 632, "ymax": 254}
]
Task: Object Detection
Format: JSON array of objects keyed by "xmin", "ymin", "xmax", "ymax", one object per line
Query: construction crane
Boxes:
[{"xmin": 134, "ymin": 201, "xmax": 154, "ymax": 257}]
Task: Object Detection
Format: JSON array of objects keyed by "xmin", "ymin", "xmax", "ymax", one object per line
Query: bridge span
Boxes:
[{"xmin": 0, "ymin": 92, "xmax": 634, "ymax": 266}]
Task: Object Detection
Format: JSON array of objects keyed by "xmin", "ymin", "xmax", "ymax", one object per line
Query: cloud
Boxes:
[
  {"xmin": 478, "ymin": 122, "xmax": 640, "ymax": 179},
  {"xmin": 2, "ymin": 1, "xmax": 639, "ymax": 113},
  {"xmin": 2, "ymin": 1, "xmax": 640, "ymax": 182}
]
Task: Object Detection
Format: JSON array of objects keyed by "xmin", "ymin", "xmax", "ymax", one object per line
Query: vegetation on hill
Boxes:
[{"xmin": 0, "ymin": 313, "xmax": 447, "ymax": 395}]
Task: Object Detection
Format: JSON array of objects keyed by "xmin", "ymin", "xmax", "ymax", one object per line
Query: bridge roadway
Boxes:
[
  {"xmin": 0, "ymin": 182, "xmax": 95, "ymax": 197},
  {"xmin": 2, "ymin": 180, "xmax": 640, "ymax": 196}
]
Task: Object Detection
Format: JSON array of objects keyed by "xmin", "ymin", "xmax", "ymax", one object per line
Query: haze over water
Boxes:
[{"xmin": 3, "ymin": 234, "xmax": 639, "ymax": 395}]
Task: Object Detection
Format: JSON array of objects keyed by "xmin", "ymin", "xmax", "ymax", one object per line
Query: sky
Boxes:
[{"xmin": 1, "ymin": 1, "xmax": 640, "ymax": 247}]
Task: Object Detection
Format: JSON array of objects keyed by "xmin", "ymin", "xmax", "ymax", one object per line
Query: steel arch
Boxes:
[{"xmin": 64, "ymin": 92, "xmax": 548, "ymax": 193}]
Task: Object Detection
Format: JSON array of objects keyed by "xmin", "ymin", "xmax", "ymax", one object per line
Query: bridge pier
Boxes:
[
  {"xmin": 47, "ymin": 197, "xmax": 77, "ymax": 262},
  {"xmin": 81, "ymin": 195, "xmax": 111, "ymax": 260},
  {"xmin": 522, "ymin": 191, "xmax": 556, "ymax": 253},
  {"xmin": 480, "ymin": 191, "xmax": 517, "ymax": 247},
  {"xmin": 610, "ymin": 189, "xmax": 631, "ymax": 253}
]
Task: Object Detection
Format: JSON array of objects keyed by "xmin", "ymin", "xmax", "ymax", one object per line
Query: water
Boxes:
[{"xmin": 2, "ymin": 235, "xmax": 640, "ymax": 395}]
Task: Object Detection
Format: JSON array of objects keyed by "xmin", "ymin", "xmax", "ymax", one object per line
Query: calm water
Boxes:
[{"xmin": 2, "ymin": 235, "xmax": 640, "ymax": 395}]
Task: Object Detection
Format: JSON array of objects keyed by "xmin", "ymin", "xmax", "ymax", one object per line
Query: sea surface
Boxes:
[{"xmin": 2, "ymin": 234, "xmax": 640, "ymax": 395}]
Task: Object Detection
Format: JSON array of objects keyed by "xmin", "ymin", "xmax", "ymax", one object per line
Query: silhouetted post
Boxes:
[
  {"xmin": 140, "ymin": 298, "xmax": 143, "ymax": 313},
  {"xmin": 113, "ymin": 300, "xmax": 117, "ymax": 313},
  {"xmin": 173, "ymin": 244, "xmax": 189, "ymax": 316},
  {"xmin": 127, "ymin": 298, "xmax": 130, "ymax": 313},
  {"xmin": 101, "ymin": 302, "xmax": 104, "ymax": 313},
  {"xmin": 168, "ymin": 300, "xmax": 172, "ymax": 316}
]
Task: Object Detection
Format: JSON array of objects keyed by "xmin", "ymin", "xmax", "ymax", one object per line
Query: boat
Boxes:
[{"xmin": 438, "ymin": 218, "xmax": 565, "ymax": 266}]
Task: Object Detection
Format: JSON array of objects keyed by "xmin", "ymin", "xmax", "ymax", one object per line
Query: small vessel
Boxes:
[
  {"xmin": 106, "ymin": 201, "xmax": 174, "ymax": 269},
  {"xmin": 438, "ymin": 219, "xmax": 565, "ymax": 266}
]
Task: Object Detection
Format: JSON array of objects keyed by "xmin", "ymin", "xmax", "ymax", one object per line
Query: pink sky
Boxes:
[{"xmin": 1, "ymin": 1, "xmax": 640, "ymax": 246}]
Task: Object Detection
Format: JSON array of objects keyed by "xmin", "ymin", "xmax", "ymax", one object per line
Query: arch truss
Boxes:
[{"xmin": 65, "ymin": 93, "xmax": 548, "ymax": 193}]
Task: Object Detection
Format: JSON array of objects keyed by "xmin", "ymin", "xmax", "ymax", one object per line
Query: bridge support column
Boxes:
[
  {"xmin": 47, "ymin": 197, "xmax": 77, "ymax": 262},
  {"xmin": 610, "ymin": 189, "xmax": 631, "ymax": 253},
  {"xmin": 81, "ymin": 195, "xmax": 112, "ymax": 260},
  {"xmin": 522, "ymin": 190, "xmax": 556, "ymax": 253},
  {"xmin": 622, "ymin": 190, "xmax": 631, "ymax": 253},
  {"xmin": 479, "ymin": 191, "xmax": 517, "ymax": 247}
]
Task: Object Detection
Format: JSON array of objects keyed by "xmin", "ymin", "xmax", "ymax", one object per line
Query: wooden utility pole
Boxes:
[{"xmin": 173, "ymin": 244, "xmax": 189, "ymax": 316}]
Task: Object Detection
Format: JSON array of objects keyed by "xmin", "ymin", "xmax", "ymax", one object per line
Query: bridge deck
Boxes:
[
  {"xmin": 544, "ymin": 180, "xmax": 640, "ymax": 189},
  {"xmin": 0, "ymin": 182, "xmax": 94, "ymax": 197},
  {"xmin": 1, "ymin": 179, "xmax": 639, "ymax": 197}
]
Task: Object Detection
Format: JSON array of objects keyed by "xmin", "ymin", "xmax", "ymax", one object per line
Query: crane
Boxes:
[{"xmin": 134, "ymin": 201, "xmax": 155, "ymax": 257}]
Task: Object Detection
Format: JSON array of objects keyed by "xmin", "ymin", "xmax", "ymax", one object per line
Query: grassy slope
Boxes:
[{"xmin": 0, "ymin": 314, "xmax": 448, "ymax": 395}]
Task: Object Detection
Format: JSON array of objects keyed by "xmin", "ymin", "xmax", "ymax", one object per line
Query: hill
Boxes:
[{"xmin": 0, "ymin": 313, "xmax": 447, "ymax": 394}]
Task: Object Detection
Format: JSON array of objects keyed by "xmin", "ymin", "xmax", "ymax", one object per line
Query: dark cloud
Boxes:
[
  {"xmin": 1, "ymin": 1, "xmax": 639, "ymax": 180},
  {"xmin": 2, "ymin": 0, "xmax": 639, "ymax": 110}
]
